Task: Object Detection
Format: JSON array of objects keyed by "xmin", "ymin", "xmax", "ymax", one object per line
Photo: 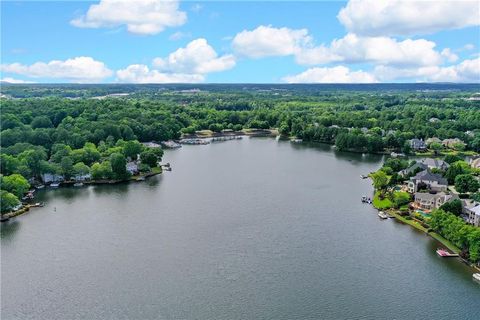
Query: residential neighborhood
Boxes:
[{"xmin": 397, "ymin": 157, "xmax": 480, "ymax": 227}]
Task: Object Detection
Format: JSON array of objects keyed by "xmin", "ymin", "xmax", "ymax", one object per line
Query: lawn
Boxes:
[{"xmin": 372, "ymin": 191, "xmax": 393, "ymax": 210}]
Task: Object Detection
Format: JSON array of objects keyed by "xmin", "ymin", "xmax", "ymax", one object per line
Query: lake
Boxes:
[{"xmin": 1, "ymin": 138, "xmax": 479, "ymax": 319}]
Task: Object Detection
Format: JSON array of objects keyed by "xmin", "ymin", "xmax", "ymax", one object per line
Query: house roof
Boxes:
[
  {"xmin": 400, "ymin": 162, "xmax": 428, "ymax": 175},
  {"xmin": 420, "ymin": 158, "xmax": 450, "ymax": 169},
  {"xmin": 411, "ymin": 170, "xmax": 448, "ymax": 185}
]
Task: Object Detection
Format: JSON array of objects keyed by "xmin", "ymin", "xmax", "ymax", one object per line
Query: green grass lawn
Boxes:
[{"xmin": 372, "ymin": 191, "xmax": 393, "ymax": 210}]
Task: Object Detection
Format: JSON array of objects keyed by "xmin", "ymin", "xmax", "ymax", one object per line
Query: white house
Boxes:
[
  {"xmin": 464, "ymin": 203, "xmax": 480, "ymax": 227},
  {"xmin": 126, "ymin": 161, "xmax": 139, "ymax": 175},
  {"xmin": 41, "ymin": 173, "xmax": 65, "ymax": 183}
]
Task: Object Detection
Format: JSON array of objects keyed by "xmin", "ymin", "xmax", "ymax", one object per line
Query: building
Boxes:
[
  {"xmin": 470, "ymin": 157, "xmax": 480, "ymax": 169},
  {"xmin": 126, "ymin": 161, "xmax": 139, "ymax": 175},
  {"xmin": 442, "ymin": 138, "xmax": 465, "ymax": 149},
  {"xmin": 410, "ymin": 138, "xmax": 427, "ymax": 151},
  {"xmin": 419, "ymin": 158, "xmax": 450, "ymax": 171},
  {"xmin": 74, "ymin": 173, "xmax": 91, "ymax": 182},
  {"xmin": 399, "ymin": 162, "xmax": 428, "ymax": 177},
  {"xmin": 407, "ymin": 170, "xmax": 448, "ymax": 193},
  {"xmin": 41, "ymin": 173, "xmax": 65, "ymax": 184},
  {"xmin": 464, "ymin": 203, "xmax": 480, "ymax": 227},
  {"xmin": 142, "ymin": 142, "xmax": 162, "ymax": 148},
  {"xmin": 414, "ymin": 192, "xmax": 455, "ymax": 210}
]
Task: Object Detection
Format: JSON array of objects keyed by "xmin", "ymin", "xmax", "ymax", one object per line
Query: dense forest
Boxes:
[{"xmin": 1, "ymin": 84, "xmax": 480, "ymax": 212}]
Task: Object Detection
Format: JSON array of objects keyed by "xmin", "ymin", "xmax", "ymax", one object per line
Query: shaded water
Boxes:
[{"xmin": 1, "ymin": 138, "xmax": 479, "ymax": 319}]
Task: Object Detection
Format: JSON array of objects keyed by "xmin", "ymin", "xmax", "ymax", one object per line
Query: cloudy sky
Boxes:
[{"xmin": 1, "ymin": 0, "xmax": 479, "ymax": 83}]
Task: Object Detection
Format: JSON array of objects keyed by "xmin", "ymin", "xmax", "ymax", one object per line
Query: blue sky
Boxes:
[{"xmin": 1, "ymin": 0, "xmax": 479, "ymax": 83}]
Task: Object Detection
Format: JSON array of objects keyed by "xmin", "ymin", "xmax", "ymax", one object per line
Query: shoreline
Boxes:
[
  {"xmin": 1, "ymin": 169, "xmax": 162, "ymax": 221},
  {"xmin": 369, "ymin": 183, "xmax": 479, "ymax": 272}
]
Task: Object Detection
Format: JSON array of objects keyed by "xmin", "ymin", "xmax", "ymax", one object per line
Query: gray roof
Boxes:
[
  {"xmin": 411, "ymin": 170, "xmax": 448, "ymax": 185},
  {"xmin": 420, "ymin": 158, "xmax": 450, "ymax": 169},
  {"xmin": 400, "ymin": 162, "xmax": 428, "ymax": 176}
]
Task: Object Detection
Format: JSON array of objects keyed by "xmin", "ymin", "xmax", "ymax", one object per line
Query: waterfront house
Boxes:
[
  {"xmin": 414, "ymin": 192, "xmax": 456, "ymax": 210},
  {"xmin": 41, "ymin": 173, "xmax": 65, "ymax": 184},
  {"xmin": 410, "ymin": 138, "xmax": 427, "ymax": 151},
  {"xmin": 419, "ymin": 158, "xmax": 450, "ymax": 171},
  {"xmin": 407, "ymin": 170, "xmax": 448, "ymax": 193},
  {"xmin": 442, "ymin": 138, "xmax": 465, "ymax": 149},
  {"xmin": 399, "ymin": 162, "xmax": 428, "ymax": 177},
  {"xmin": 464, "ymin": 203, "xmax": 480, "ymax": 227},
  {"xmin": 126, "ymin": 161, "xmax": 139, "ymax": 175},
  {"xmin": 74, "ymin": 173, "xmax": 91, "ymax": 182}
]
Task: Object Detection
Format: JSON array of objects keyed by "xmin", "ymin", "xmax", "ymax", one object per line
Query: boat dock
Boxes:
[{"xmin": 436, "ymin": 248, "xmax": 459, "ymax": 257}]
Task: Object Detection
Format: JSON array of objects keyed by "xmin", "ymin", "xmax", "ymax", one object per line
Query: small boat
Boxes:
[
  {"xmin": 36, "ymin": 184, "xmax": 45, "ymax": 189},
  {"xmin": 378, "ymin": 211, "xmax": 388, "ymax": 219},
  {"xmin": 436, "ymin": 248, "xmax": 459, "ymax": 257},
  {"xmin": 50, "ymin": 182, "xmax": 60, "ymax": 188},
  {"xmin": 73, "ymin": 182, "xmax": 84, "ymax": 187},
  {"xmin": 136, "ymin": 176, "xmax": 146, "ymax": 181},
  {"xmin": 473, "ymin": 273, "xmax": 480, "ymax": 282},
  {"xmin": 32, "ymin": 202, "xmax": 44, "ymax": 207},
  {"xmin": 360, "ymin": 175, "xmax": 368, "ymax": 179}
]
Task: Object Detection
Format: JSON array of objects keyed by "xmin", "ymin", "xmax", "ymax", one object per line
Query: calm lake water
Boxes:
[{"xmin": 1, "ymin": 138, "xmax": 479, "ymax": 319}]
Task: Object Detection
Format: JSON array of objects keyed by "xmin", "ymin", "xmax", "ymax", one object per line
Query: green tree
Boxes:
[
  {"xmin": 371, "ymin": 170, "xmax": 389, "ymax": 191},
  {"xmin": 444, "ymin": 154, "xmax": 462, "ymax": 164},
  {"xmin": 18, "ymin": 149, "xmax": 47, "ymax": 178},
  {"xmin": 140, "ymin": 149, "xmax": 158, "ymax": 167},
  {"xmin": 123, "ymin": 140, "xmax": 143, "ymax": 159},
  {"xmin": 31, "ymin": 115, "xmax": 53, "ymax": 129},
  {"xmin": 445, "ymin": 162, "xmax": 468, "ymax": 184},
  {"xmin": 110, "ymin": 153, "xmax": 127, "ymax": 179},
  {"xmin": 392, "ymin": 191, "xmax": 411, "ymax": 208},
  {"xmin": 440, "ymin": 199, "xmax": 463, "ymax": 216},
  {"xmin": 73, "ymin": 162, "xmax": 90, "ymax": 177},
  {"xmin": 60, "ymin": 156, "xmax": 74, "ymax": 179},
  {"xmin": 1, "ymin": 174, "xmax": 30, "ymax": 198},
  {"xmin": 454, "ymin": 174, "xmax": 480, "ymax": 193},
  {"xmin": 0, "ymin": 154, "xmax": 20, "ymax": 175},
  {"xmin": 1, "ymin": 190, "xmax": 20, "ymax": 214}
]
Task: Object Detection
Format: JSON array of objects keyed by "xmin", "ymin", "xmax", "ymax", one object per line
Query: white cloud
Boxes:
[
  {"xmin": 338, "ymin": 0, "xmax": 480, "ymax": 36},
  {"xmin": 440, "ymin": 48, "xmax": 459, "ymax": 63},
  {"xmin": 232, "ymin": 25, "xmax": 312, "ymax": 58},
  {"xmin": 71, "ymin": 0, "xmax": 187, "ymax": 35},
  {"xmin": 0, "ymin": 77, "xmax": 34, "ymax": 84},
  {"xmin": 282, "ymin": 66, "xmax": 377, "ymax": 83},
  {"xmin": 0, "ymin": 57, "xmax": 112, "ymax": 82},
  {"xmin": 153, "ymin": 38, "xmax": 236, "ymax": 74},
  {"xmin": 232, "ymin": 26, "xmax": 448, "ymax": 68},
  {"xmin": 297, "ymin": 34, "xmax": 444, "ymax": 67},
  {"xmin": 169, "ymin": 31, "xmax": 191, "ymax": 41},
  {"xmin": 374, "ymin": 58, "xmax": 480, "ymax": 82},
  {"xmin": 116, "ymin": 64, "xmax": 204, "ymax": 83}
]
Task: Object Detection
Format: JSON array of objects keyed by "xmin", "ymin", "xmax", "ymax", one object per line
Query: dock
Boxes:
[{"xmin": 436, "ymin": 248, "xmax": 459, "ymax": 257}]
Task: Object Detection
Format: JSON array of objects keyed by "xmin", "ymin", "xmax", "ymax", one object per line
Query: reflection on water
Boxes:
[
  {"xmin": 0, "ymin": 220, "xmax": 21, "ymax": 242},
  {"xmin": 1, "ymin": 138, "xmax": 479, "ymax": 320}
]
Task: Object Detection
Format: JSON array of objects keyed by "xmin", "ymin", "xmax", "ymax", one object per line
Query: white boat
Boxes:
[
  {"xmin": 50, "ymin": 183, "xmax": 60, "ymax": 188},
  {"xmin": 473, "ymin": 273, "xmax": 480, "ymax": 282},
  {"xmin": 378, "ymin": 211, "xmax": 389, "ymax": 219},
  {"xmin": 36, "ymin": 184, "xmax": 45, "ymax": 189},
  {"xmin": 73, "ymin": 182, "xmax": 84, "ymax": 187}
]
